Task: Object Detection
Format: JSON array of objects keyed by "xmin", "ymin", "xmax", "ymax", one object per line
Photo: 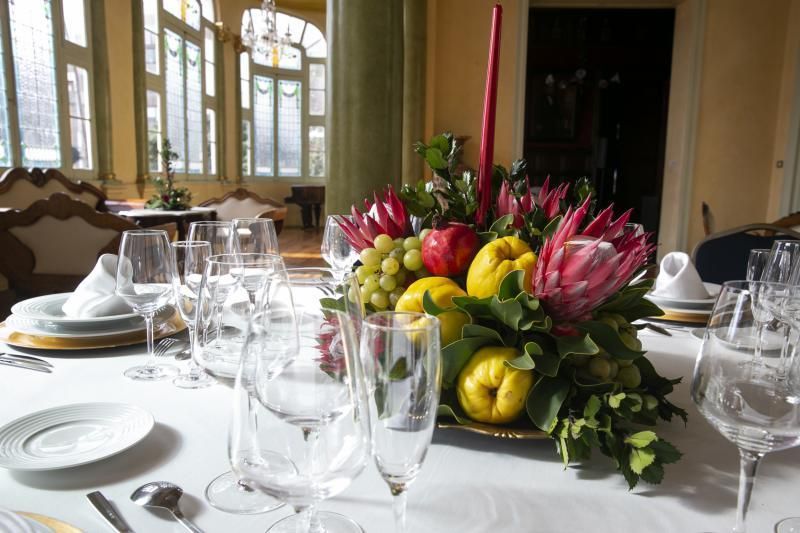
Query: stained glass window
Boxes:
[
  {"xmin": 240, "ymin": 10, "xmax": 326, "ymax": 179},
  {"xmin": 253, "ymin": 76, "xmax": 273, "ymax": 176},
  {"xmin": 144, "ymin": 0, "xmax": 217, "ymax": 178},
  {"xmin": 277, "ymin": 79, "xmax": 301, "ymax": 176},
  {"xmin": 9, "ymin": 0, "xmax": 62, "ymax": 167},
  {"xmin": 242, "ymin": 120, "xmax": 251, "ymax": 176}
]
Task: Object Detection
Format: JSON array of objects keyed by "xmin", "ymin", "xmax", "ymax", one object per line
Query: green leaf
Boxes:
[
  {"xmin": 608, "ymin": 393, "xmax": 626, "ymax": 409},
  {"xmin": 436, "ymin": 397, "xmax": 473, "ymax": 425},
  {"xmin": 649, "ymin": 439, "xmax": 683, "ymax": 464},
  {"xmin": 497, "ymin": 270, "xmax": 526, "ymax": 301},
  {"xmin": 504, "ymin": 352, "xmax": 535, "ymax": 370},
  {"xmin": 489, "ymin": 214, "xmax": 516, "ymax": 234},
  {"xmin": 319, "ymin": 297, "xmax": 346, "ymax": 312},
  {"xmin": 422, "ymin": 290, "xmax": 448, "ymax": 316},
  {"xmin": 388, "ymin": 357, "xmax": 408, "ymax": 380},
  {"xmin": 541, "ymin": 215, "xmax": 562, "ymax": 238},
  {"xmin": 441, "ymin": 336, "xmax": 492, "ymax": 388},
  {"xmin": 429, "ymin": 134, "xmax": 450, "ymax": 155},
  {"xmin": 425, "ymin": 147, "xmax": 448, "ymax": 169},
  {"xmin": 526, "ymin": 376, "xmax": 570, "ymax": 432},
  {"xmin": 451, "ymin": 295, "xmax": 495, "ymax": 319},
  {"xmin": 529, "ymin": 348, "xmax": 561, "ymax": 377},
  {"xmin": 462, "ymin": 324, "xmax": 504, "ymax": 343},
  {"xmin": 556, "ymin": 333, "xmax": 599, "ymax": 358},
  {"xmin": 575, "ymin": 321, "xmax": 645, "ymax": 360},
  {"xmin": 584, "ymin": 395, "xmax": 602, "ymax": 419},
  {"xmin": 624, "ymin": 430, "xmax": 658, "ymax": 449},
  {"xmin": 489, "ymin": 298, "xmax": 524, "ymax": 330},
  {"xmin": 640, "ymin": 462, "xmax": 665, "ymax": 485},
  {"xmin": 629, "ymin": 447, "xmax": 656, "ymax": 475}
]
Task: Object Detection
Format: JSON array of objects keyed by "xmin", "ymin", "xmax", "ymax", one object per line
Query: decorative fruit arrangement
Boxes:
[
  {"xmin": 355, "ymin": 233, "xmax": 428, "ymax": 310},
  {"xmin": 421, "ymin": 221, "xmax": 479, "ymax": 276}
]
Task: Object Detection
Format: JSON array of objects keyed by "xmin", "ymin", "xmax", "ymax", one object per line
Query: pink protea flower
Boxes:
[
  {"xmin": 496, "ymin": 176, "xmax": 569, "ymax": 228},
  {"xmin": 533, "ymin": 197, "xmax": 654, "ymax": 322},
  {"xmin": 335, "ymin": 186, "xmax": 411, "ymax": 251}
]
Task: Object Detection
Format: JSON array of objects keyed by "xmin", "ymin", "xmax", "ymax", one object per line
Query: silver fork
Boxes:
[{"xmin": 154, "ymin": 338, "xmax": 179, "ymax": 359}]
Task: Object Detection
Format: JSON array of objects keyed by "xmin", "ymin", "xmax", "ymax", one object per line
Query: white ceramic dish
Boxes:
[
  {"xmin": 645, "ymin": 282, "xmax": 721, "ymax": 310},
  {"xmin": 0, "ymin": 403, "xmax": 154, "ymax": 471},
  {"xmin": 11, "ymin": 293, "xmax": 138, "ymax": 325},
  {"xmin": 0, "ymin": 509, "xmax": 51, "ymax": 533},
  {"xmin": 6, "ymin": 306, "xmax": 171, "ymax": 338}
]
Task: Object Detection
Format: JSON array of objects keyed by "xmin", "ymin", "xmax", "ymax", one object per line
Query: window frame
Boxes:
[
  {"xmin": 0, "ymin": 0, "xmax": 97, "ymax": 178},
  {"xmin": 239, "ymin": 11, "xmax": 326, "ymax": 183},
  {"xmin": 143, "ymin": 0, "xmax": 220, "ymax": 182}
]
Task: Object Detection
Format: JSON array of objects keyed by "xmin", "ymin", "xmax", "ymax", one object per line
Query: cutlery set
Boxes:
[
  {"xmin": 0, "ymin": 352, "xmax": 52, "ymax": 373},
  {"xmin": 88, "ymin": 482, "xmax": 202, "ymax": 533}
]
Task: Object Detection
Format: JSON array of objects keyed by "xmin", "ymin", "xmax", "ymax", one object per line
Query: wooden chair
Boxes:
[
  {"xmin": 769, "ymin": 212, "xmax": 800, "ymax": 234},
  {"xmin": 0, "ymin": 167, "xmax": 107, "ymax": 211},
  {"xmin": 198, "ymin": 188, "xmax": 287, "ymax": 234},
  {"xmin": 0, "ymin": 193, "xmax": 175, "ymax": 306},
  {"xmin": 691, "ymin": 223, "xmax": 800, "ymax": 284}
]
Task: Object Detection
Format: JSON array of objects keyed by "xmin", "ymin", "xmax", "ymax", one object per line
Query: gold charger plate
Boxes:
[
  {"xmin": 437, "ymin": 420, "xmax": 548, "ymax": 440},
  {"xmin": 656, "ymin": 309, "xmax": 710, "ymax": 325},
  {"xmin": 17, "ymin": 512, "xmax": 82, "ymax": 533},
  {"xmin": 0, "ymin": 310, "xmax": 185, "ymax": 350}
]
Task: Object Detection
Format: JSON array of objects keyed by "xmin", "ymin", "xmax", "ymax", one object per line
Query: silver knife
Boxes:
[
  {"xmin": 0, "ymin": 353, "xmax": 53, "ymax": 367},
  {"xmin": 0, "ymin": 358, "xmax": 52, "ymax": 373},
  {"xmin": 87, "ymin": 491, "xmax": 136, "ymax": 533}
]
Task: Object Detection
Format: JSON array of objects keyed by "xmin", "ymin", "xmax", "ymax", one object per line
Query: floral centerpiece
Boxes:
[{"xmin": 145, "ymin": 138, "xmax": 192, "ymax": 211}]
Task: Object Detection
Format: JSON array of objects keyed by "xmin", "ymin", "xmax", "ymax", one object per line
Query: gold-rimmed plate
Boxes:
[
  {"xmin": 0, "ymin": 310, "xmax": 185, "ymax": 351},
  {"xmin": 17, "ymin": 512, "xmax": 82, "ymax": 532},
  {"xmin": 437, "ymin": 420, "xmax": 548, "ymax": 440}
]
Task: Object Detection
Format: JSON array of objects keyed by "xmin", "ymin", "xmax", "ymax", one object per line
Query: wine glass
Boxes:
[
  {"xmin": 170, "ymin": 241, "xmax": 216, "ymax": 389},
  {"xmin": 201, "ymin": 254, "xmax": 293, "ymax": 514},
  {"xmin": 745, "ymin": 249, "xmax": 770, "ymax": 282},
  {"xmin": 361, "ymin": 311, "xmax": 442, "ymax": 533},
  {"xmin": 116, "ymin": 229, "xmax": 179, "ymax": 381},
  {"xmin": 321, "ymin": 216, "xmax": 357, "ymax": 278},
  {"xmin": 762, "ymin": 241, "xmax": 800, "ymax": 283},
  {"xmin": 231, "ymin": 269, "xmax": 368, "ymax": 533},
  {"xmin": 188, "ymin": 220, "xmax": 236, "ymax": 255},
  {"xmin": 233, "ymin": 218, "xmax": 279, "ymax": 254},
  {"xmin": 691, "ymin": 281, "xmax": 800, "ymax": 533}
]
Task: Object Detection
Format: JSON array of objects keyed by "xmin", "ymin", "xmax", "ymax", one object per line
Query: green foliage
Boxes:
[
  {"xmin": 435, "ymin": 270, "xmax": 686, "ymax": 489},
  {"xmin": 145, "ymin": 138, "xmax": 192, "ymax": 211}
]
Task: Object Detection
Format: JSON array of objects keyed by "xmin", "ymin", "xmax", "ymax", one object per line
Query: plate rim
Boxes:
[
  {"xmin": 11, "ymin": 293, "xmax": 138, "ymax": 323},
  {"xmin": 646, "ymin": 282, "xmax": 721, "ymax": 306},
  {"xmin": 0, "ymin": 402, "xmax": 154, "ymax": 471}
]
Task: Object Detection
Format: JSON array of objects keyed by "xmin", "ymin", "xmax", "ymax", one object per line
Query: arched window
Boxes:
[
  {"xmin": 0, "ymin": 0, "xmax": 95, "ymax": 174},
  {"xmin": 240, "ymin": 10, "xmax": 327, "ymax": 180},
  {"xmin": 142, "ymin": 0, "xmax": 219, "ymax": 179}
]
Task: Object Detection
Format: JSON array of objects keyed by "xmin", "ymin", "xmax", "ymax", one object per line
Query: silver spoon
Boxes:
[{"xmin": 130, "ymin": 481, "xmax": 203, "ymax": 533}]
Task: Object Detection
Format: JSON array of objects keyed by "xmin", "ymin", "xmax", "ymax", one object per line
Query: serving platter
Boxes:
[{"xmin": 436, "ymin": 420, "xmax": 548, "ymax": 440}]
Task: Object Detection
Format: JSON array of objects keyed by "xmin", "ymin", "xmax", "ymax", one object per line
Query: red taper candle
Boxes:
[{"xmin": 476, "ymin": 3, "xmax": 502, "ymax": 226}]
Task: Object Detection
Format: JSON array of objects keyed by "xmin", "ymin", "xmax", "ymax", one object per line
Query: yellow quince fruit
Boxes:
[
  {"xmin": 466, "ymin": 236, "xmax": 537, "ymax": 298},
  {"xmin": 395, "ymin": 277, "xmax": 470, "ymax": 346},
  {"xmin": 456, "ymin": 346, "xmax": 535, "ymax": 424}
]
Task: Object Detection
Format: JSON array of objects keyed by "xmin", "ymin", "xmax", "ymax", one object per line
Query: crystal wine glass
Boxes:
[
  {"xmin": 199, "ymin": 253, "xmax": 291, "ymax": 515},
  {"xmin": 745, "ymin": 249, "xmax": 770, "ymax": 282},
  {"xmin": 171, "ymin": 240, "xmax": 216, "ymax": 389},
  {"xmin": 361, "ymin": 311, "xmax": 442, "ymax": 533},
  {"xmin": 321, "ymin": 216, "xmax": 357, "ymax": 279},
  {"xmin": 691, "ymin": 280, "xmax": 800, "ymax": 533},
  {"xmin": 233, "ymin": 218, "xmax": 279, "ymax": 255},
  {"xmin": 762, "ymin": 240, "xmax": 800, "ymax": 283},
  {"xmin": 231, "ymin": 268, "xmax": 368, "ymax": 533},
  {"xmin": 116, "ymin": 229, "xmax": 179, "ymax": 381},
  {"xmin": 188, "ymin": 220, "xmax": 236, "ymax": 255}
]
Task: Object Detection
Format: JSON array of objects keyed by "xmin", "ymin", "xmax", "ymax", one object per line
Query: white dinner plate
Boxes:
[
  {"xmin": 0, "ymin": 509, "xmax": 51, "ymax": 533},
  {"xmin": 645, "ymin": 282, "xmax": 721, "ymax": 310},
  {"xmin": 0, "ymin": 403, "xmax": 154, "ymax": 471},
  {"xmin": 6, "ymin": 306, "xmax": 172, "ymax": 338},
  {"xmin": 11, "ymin": 293, "xmax": 138, "ymax": 325}
]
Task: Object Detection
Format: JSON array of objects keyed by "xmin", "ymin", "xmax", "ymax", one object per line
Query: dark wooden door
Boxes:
[{"xmin": 524, "ymin": 8, "xmax": 675, "ymax": 239}]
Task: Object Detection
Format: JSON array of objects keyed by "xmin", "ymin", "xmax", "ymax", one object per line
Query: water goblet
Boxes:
[
  {"xmin": 361, "ymin": 311, "xmax": 442, "ymax": 533},
  {"xmin": 321, "ymin": 216, "xmax": 358, "ymax": 278},
  {"xmin": 171, "ymin": 240, "xmax": 216, "ymax": 389},
  {"xmin": 188, "ymin": 220, "xmax": 236, "ymax": 255},
  {"xmin": 116, "ymin": 229, "xmax": 179, "ymax": 381},
  {"xmin": 231, "ymin": 269, "xmax": 368, "ymax": 533},
  {"xmin": 233, "ymin": 218, "xmax": 279, "ymax": 255},
  {"xmin": 691, "ymin": 281, "xmax": 800, "ymax": 533}
]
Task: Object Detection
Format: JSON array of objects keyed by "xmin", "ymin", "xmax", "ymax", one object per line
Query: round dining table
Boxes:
[{"xmin": 1, "ymin": 328, "xmax": 798, "ymax": 532}]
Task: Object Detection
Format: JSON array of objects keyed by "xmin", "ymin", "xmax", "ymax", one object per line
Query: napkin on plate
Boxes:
[
  {"xmin": 651, "ymin": 252, "xmax": 711, "ymax": 299},
  {"xmin": 62, "ymin": 254, "xmax": 133, "ymax": 317}
]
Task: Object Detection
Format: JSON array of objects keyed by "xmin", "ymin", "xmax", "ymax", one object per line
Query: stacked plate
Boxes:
[
  {"xmin": 645, "ymin": 282, "xmax": 721, "ymax": 324},
  {"xmin": 0, "ymin": 293, "xmax": 183, "ymax": 350}
]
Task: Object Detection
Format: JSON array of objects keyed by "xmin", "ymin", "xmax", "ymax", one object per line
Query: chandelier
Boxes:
[{"xmin": 242, "ymin": 0, "xmax": 294, "ymax": 67}]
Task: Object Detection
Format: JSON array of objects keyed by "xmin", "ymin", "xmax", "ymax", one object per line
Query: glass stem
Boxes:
[
  {"xmin": 753, "ymin": 322, "xmax": 766, "ymax": 366},
  {"xmin": 777, "ymin": 324, "xmax": 792, "ymax": 379},
  {"xmin": 734, "ymin": 449, "xmax": 762, "ymax": 533},
  {"xmin": 143, "ymin": 312, "xmax": 156, "ymax": 370},
  {"xmin": 390, "ymin": 484, "xmax": 408, "ymax": 533},
  {"xmin": 294, "ymin": 504, "xmax": 324, "ymax": 533},
  {"xmin": 186, "ymin": 326, "xmax": 201, "ymax": 379}
]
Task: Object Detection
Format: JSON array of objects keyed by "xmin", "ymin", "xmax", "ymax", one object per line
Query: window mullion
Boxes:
[
  {"xmin": 52, "ymin": 0, "xmax": 73, "ymax": 172},
  {"xmin": 0, "ymin": 0, "xmax": 21, "ymax": 167}
]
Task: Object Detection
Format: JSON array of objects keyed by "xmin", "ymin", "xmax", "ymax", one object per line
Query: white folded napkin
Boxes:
[
  {"xmin": 651, "ymin": 252, "xmax": 710, "ymax": 299},
  {"xmin": 62, "ymin": 254, "xmax": 133, "ymax": 317}
]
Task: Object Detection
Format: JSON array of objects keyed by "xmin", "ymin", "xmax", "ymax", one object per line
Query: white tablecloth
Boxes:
[{"xmin": 1, "ymin": 330, "xmax": 798, "ymax": 532}]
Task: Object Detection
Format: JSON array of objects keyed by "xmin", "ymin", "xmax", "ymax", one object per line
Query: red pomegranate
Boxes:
[{"xmin": 421, "ymin": 220, "xmax": 479, "ymax": 276}]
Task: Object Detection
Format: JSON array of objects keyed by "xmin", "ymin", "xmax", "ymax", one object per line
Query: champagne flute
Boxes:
[
  {"xmin": 116, "ymin": 229, "xmax": 179, "ymax": 381},
  {"xmin": 233, "ymin": 218, "xmax": 279, "ymax": 254},
  {"xmin": 321, "ymin": 216, "xmax": 357, "ymax": 278},
  {"xmin": 171, "ymin": 241, "xmax": 216, "ymax": 389},
  {"xmin": 188, "ymin": 220, "xmax": 236, "ymax": 255},
  {"xmin": 361, "ymin": 311, "xmax": 442, "ymax": 533},
  {"xmin": 231, "ymin": 269, "xmax": 367, "ymax": 533},
  {"xmin": 762, "ymin": 241, "xmax": 800, "ymax": 283},
  {"xmin": 745, "ymin": 249, "xmax": 770, "ymax": 282},
  {"xmin": 691, "ymin": 281, "xmax": 800, "ymax": 533}
]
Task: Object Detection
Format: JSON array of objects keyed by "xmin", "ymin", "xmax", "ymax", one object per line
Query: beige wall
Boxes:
[{"xmin": 99, "ymin": 0, "xmax": 325, "ymax": 227}]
